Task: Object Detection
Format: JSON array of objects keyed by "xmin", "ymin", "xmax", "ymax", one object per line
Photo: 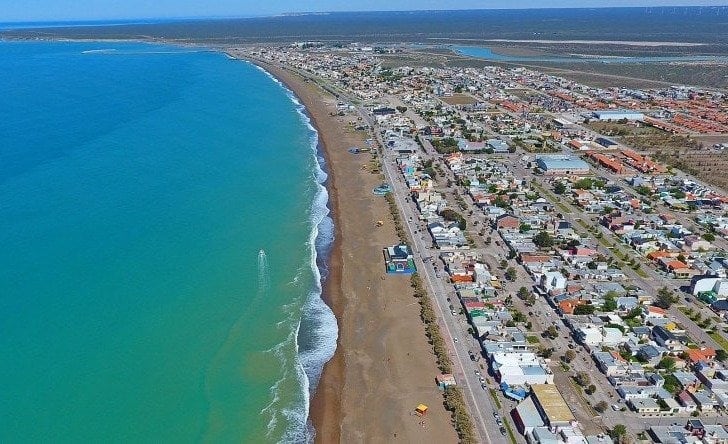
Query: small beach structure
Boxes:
[
  {"xmin": 383, "ymin": 244, "xmax": 417, "ymax": 274},
  {"xmin": 372, "ymin": 183, "xmax": 392, "ymax": 196},
  {"xmin": 436, "ymin": 374, "xmax": 456, "ymax": 390},
  {"xmin": 415, "ymin": 404, "xmax": 428, "ymax": 416}
]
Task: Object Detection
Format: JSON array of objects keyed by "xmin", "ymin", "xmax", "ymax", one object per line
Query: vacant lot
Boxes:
[{"xmin": 441, "ymin": 93, "xmax": 479, "ymax": 105}]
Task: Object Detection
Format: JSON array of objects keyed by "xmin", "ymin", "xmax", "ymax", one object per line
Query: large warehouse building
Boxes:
[
  {"xmin": 535, "ymin": 155, "xmax": 591, "ymax": 176},
  {"xmin": 591, "ymin": 110, "xmax": 645, "ymax": 121}
]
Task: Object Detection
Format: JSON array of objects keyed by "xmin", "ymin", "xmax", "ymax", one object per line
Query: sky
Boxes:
[{"xmin": 1, "ymin": 0, "xmax": 726, "ymax": 22}]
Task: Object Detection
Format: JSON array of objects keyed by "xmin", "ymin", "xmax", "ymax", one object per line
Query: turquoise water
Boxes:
[
  {"xmin": 453, "ymin": 45, "xmax": 728, "ymax": 63},
  {"xmin": 0, "ymin": 41, "xmax": 336, "ymax": 442}
]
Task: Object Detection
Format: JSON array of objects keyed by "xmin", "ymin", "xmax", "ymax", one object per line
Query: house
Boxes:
[
  {"xmin": 636, "ymin": 345, "xmax": 664, "ymax": 366},
  {"xmin": 673, "ymin": 371, "xmax": 701, "ymax": 392},
  {"xmin": 383, "ymin": 245, "xmax": 417, "ymax": 274},
  {"xmin": 629, "ymin": 398, "xmax": 660, "ymax": 414},
  {"xmin": 540, "ymin": 271, "xmax": 567, "ymax": 293},
  {"xmin": 495, "ymin": 214, "xmax": 520, "ymax": 231},
  {"xmin": 685, "ymin": 347, "xmax": 717, "ymax": 364},
  {"xmin": 652, "ymin": 326, "xmax": 683, "ymax": 351},
  {"xmin": 677, "ymin": 390, "xmax": 699, "ymax": 412}
]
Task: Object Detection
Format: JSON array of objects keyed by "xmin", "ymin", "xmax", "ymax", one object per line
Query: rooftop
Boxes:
[{"xmin": 530, "ymin": 384, "xmax": 575, "ymax": 424}]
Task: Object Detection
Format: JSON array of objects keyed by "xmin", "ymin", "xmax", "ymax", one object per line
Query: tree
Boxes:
[
  {"xmin": 657, "ymin": 356, "xmax": 676, "ymax": 372},
  {"xmin": 610, "ymin": 424, "xmax": 627, "ymax": 442},
  {"xmin": 499, "ymin": 259, "xmax": 508, "ymax": 269},
  {"xmin": 586, "ymin": 384, "xmax": 597, "ymax": 395},
  {"xmin": 533, "ymin": 231, "xmax": 554, "ymax": 249},
  {"xmin": 716, "ymin": 349, "xmax": 728, "ymax": 362},
  {"xmin": 505, "ymin": 267, "xmax": 517, "ymax": 281},
  {"xmin": 554, "ymin": 181, "xmax": 567, "ymax": 195},
  {"xmin": 574, "ymin": 304, "xmax": 596, "ymax": 316},
  {"xmin": 575, "ymin": 371, "xmax": 591, "ymax": 387},
  {"xmin": 601, "ymin": 292, "xmax": 618, "ymax": 312},
  {"xmin": 654, "ymin": 287, "xmax": 678, "ymax": 309},
  {"xmin": 545, "ymin": 326, "xmax": 558, "ymax": 340},
  {"xmin": 519, "ymin": 223, "xmax": 532, "ymax": 233},
  {"xmin": 537, "ymin": 346, "xmax": 554, "ymax": 358},
  {"xmin": 563, "ymin": 349, "xmax": 576, "ymax": 363},
  {"xmin": 595, "ymin": 400, "xmax": 608, "ymax": 413},
  {"xmin": 703, "ymin": 232, "xmax": 716, "ymax": 242},
  {"xmin": 517, "ymin": 286, "xmax": 530, "ymax": 300}
]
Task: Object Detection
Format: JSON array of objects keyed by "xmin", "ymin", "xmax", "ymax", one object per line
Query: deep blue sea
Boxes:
[{"xmin": 0, "ymin": 41, "xmax": 336, "ymax": 442}]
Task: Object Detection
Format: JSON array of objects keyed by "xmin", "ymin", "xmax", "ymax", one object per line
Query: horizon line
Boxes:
[{"xmin": 2, "ymin": 4, "xmax": 728, "ymax": 25}]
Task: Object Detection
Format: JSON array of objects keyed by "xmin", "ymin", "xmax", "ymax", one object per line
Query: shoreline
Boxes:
[
  {"xmin": 231, "ymin": 51, "xmax": 458, "ymax": 444},
  {"xmin": 244, "ymin": 56, "xmax": 345, "ymax": 442}
]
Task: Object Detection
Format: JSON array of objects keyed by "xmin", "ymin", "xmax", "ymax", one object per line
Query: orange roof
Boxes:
[
  {"xmin": 667, "ymin": 260, "xmax": 689, "ymax": 270},
  {"xmin": 685, "ymin": 348, "xmax": 716, "ymax": 363},
  {"xmin": 558, "ymin": 299, "xmax": 586, "ymax": 315},
  {"xmin": 647, "ymin": 306, "xmax": 666, "ymax": 315}
]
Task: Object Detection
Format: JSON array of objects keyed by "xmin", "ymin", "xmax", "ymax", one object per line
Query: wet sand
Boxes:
[{"xmin": 227, "ymin": 51, "xmax": 458, "ymax": 444}]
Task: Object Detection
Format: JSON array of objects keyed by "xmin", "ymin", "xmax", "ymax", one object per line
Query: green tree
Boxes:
[
  {"xmin": 654, "ymin": 287, "xmax": 678, "ymax": 309},
  {"xmin": 563, "ymin": 349, "xmax": 576, "ymax": 363},
  {"xmin": 519, "ymin": 223, "xmax": 532, "ymax": 233},
  {"xmin": 595, "ymin": 400, "xmax": 608, "ymax": 412},
  {"xmin": 610, "ymin": 424, "xmax": 627, "ymax": 442},
  {"xmin": 517, "ymin": 286, "xmax": 530, "ymax": 300},
  {"xmin": 574, "ymin": 304, "xmax": 596, "ymax": 316},
  {"xmin": 658, "ymin": 356, "xmax": 676, "ymax": 372},
  {"xmin": 533, "ymin": 231, "xmax": 554, "ymax": 249},
  {"xmin": 575, "ymin": 371, "xmax": 591, "ymax": 387},
  {"xmin": 601, "ymin": 292, "xmax": 618, "ymax": 312},
  {"xmin": 554, "ymin": 181, "xmax": 567, "ymax": 195},
  {"xmin": 703, "ymin": 232, "xmax": 716, "ymax": 242},
  {"xmin": 505, "ymin": 267, "xmax": 517, "ymax": 281},
  {"xmin": 716, "ymin": 349, "xmax": 728, "ymax": 362},
  {"xmin": 545, "ymin": 326, "xmax": 558, "ymax": 339},
  {"xmin": 585, "ymin": 384, "xmax": 597, "ymax": 395}
]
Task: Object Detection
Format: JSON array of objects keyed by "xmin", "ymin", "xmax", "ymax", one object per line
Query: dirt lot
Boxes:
[{"xmin": 441, "ymin": 93, "xmax": 478, "ymax": 105}]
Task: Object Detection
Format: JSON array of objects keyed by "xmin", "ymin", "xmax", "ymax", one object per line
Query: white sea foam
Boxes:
[{"xmin": 247, "ymin": 61, "xmax": 338, "ymax": 443}]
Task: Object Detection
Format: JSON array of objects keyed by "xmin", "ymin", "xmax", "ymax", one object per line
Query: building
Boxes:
[
  {"xmin": 591, "ymin": 110, "xmax": 645, "ymax": 121},
  {"xmin": 530, "ymin": 384, "xmax": 575, "ymax": 428},
  {"xmin": 629, "ymin": 397, "xmax": 660, "ymax": 414},
  {"xmin": 383, "ymin": 244, "xmax": 416, "ymax": 274},
  {"xmin": 535, "ymin": 155, "xmax": 590, "ymax": 176},
  {"xmin": 491, "ymin": 352, "xmax": 554, "ymax": 386},
  {"xmin": 512, "ymin": 396, "xmax": 545, "ymax": 435}
]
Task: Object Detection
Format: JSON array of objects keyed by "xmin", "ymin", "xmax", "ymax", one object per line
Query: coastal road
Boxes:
[{"xmin": 380, "ymin": 145, "xmax": 514, "ymax": 444}]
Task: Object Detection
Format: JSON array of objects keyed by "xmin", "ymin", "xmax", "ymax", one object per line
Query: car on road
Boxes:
[
  {"xmin": 479, "ymin": 377, "xmax": 485, "ymax": 384},
  {"xmin": 481, "ymin": 383, "xmax": 487, "ymax": 390},
  {"xmin": 474, "ymin": 369, "xmax": 481, "ymax": 376},
  {"xmin": 493, "ymin": 412, "xmax": 500, "ymax": 419},
  {"xmin": 453, "ymin": 337, "xmax": 458, "ymax": 343},
  {"xmin": 496, "ymin": 419, "xmax": 503, "ymax": 426},
  {"xmin": 611, "ymin": 404, "xmax": 621, "ymax": 411},
  {"xmin": 500, "ymin": 427, "xmax": 507, "ymax": 436}
]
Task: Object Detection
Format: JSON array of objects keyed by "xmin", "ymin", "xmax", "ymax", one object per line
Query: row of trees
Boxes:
[
  {"xmin": 410, "ymin": 274, "xmax": 476, "ymax": 442},
  {"xmin": 410, "ymin": 273, "xmax": 452, "ymax": 373},
  {"xmin": 385, "ymin": 193, "xmax": 407, "ymax": 243}
]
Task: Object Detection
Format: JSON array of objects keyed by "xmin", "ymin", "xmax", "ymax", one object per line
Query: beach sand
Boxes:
[{"xmin": 229, "ymin": 52, "xmax": 458, "ymax": 443}]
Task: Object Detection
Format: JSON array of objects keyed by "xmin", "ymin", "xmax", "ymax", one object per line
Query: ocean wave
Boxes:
[{"xmin": 252, "ymin": 62, "xmax": 338, "ymax": 443}]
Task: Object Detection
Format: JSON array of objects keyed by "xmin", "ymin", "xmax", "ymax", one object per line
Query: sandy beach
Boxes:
[{"xmin": 228, "ymin": 51, "xmax": 458, "ymax": 443}]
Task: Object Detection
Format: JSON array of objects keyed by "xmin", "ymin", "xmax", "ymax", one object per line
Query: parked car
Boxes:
[{"xmin": 500, "ymin": 427, "xmax": 507, "ymax": 436}]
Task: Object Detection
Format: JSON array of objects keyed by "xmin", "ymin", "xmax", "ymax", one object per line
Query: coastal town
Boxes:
[{"xmin": 241, "ymin": 43, "xmax": 728, "ymax": 444}]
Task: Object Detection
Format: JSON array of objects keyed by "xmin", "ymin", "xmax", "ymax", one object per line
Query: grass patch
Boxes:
[
  {"xmin": 504, "ymin": 419, "xmax": 517, "ymax": 444},
  {"xmin": 709, "ymin": 331, "xmax": 728, "ymax": 350},
  {"xmin": 527, "ymin": 335, "xmax": 541, "ymax": 344},
  {"xmin": 634, "ymin": 267, "xmax": 649, "ymax": 278},
  {"xmin": 489, "ymin": 388, "xmax": 502, "ymax": 409}
]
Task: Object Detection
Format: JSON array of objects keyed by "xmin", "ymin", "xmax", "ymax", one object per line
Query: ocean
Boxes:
[{"xmin": 0, "ymin": 41, "xmax": 336, "ymax": 442}]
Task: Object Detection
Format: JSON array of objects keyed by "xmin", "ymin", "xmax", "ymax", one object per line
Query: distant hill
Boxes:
[{"xmin": 3, "ymin": 7, "xmax": 728, "ymax": 45}]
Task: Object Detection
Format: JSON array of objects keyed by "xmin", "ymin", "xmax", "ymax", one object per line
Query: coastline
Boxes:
[
  {"xmin": 230, "ymin": 51, "xmax": 458, "ymax": 443},
  {"xmin": 248, "ymin": 57, "xmax": 346, "ymax": 442}
]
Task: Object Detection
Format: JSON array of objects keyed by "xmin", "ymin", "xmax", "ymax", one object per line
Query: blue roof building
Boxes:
[{"xmin": 535, "ymin": 155, "xmax": 590, "ymax": 176}]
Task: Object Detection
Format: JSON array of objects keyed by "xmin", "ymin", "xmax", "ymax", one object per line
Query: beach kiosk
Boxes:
[{"xmin": 415, "ymin": 404, "xmax": 428, "ymax": 416}]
